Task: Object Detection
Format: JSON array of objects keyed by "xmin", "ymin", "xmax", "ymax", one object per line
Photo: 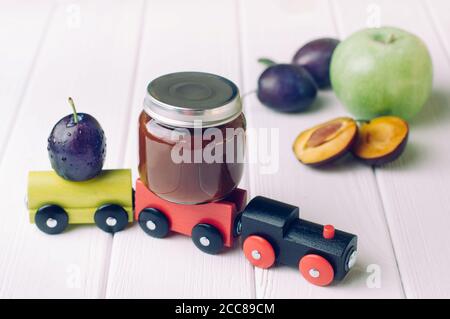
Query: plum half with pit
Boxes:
[
  {"xmin": 292, "ymin": 38, "xmax": 340, "ymax": 89},
  {"xmin": 293, "ymin": 117, "xmax": 357, "ymax": 166},
  {"xmin": 48, "ymin": 97, "xmax": 106, "ymax": 181},
  {"xmin": 257, "ymin": 63, "xmax": 317, "ymax": 113},
  {"xmin": 352, "ymin": 116, "xmax": 408, "ymax": 166}
]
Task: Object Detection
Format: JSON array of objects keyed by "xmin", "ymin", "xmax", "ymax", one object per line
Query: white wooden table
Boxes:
[{"xmin": 0, "ymin": 0, "xmax": 449, "ymax": 299}]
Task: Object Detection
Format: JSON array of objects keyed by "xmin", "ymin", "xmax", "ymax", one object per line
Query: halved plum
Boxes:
[
  {"xmin": 293, "ymin": 117, "xmax": 357, "ymax": 166},
  {"xmin": 352, "ymin": 116, "xmax": 408, "ymax": 166}
]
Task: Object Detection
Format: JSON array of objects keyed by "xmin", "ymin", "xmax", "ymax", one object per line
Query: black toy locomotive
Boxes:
[{"xmin": 240, "ymin": 196, "xmax": 357, "ymax": 286}]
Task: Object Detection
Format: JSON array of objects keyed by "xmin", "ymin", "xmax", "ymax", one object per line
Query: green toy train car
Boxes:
[{"xmin": 27, "ymin": 169, "xmax": 133, "ymax": 234}]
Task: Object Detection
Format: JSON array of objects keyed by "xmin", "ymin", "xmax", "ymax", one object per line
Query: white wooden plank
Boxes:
[
  {"xmin": 106, "ymin": 0, "xmax": 255, "ymax": 298},
  {"xmin": 332, "ymin": 0, "xmax": 450, "ymax": 298},
  {"xmin": 425, "ymin": 1, "xmax": 450, "ymax": 62},
  {"xmin": 0, "ymin": 0, "xmax": 143, "ymax": 298},
  {"xmin": 0, "ymin": 0, "xmax": 54, "ymax": 160},
  {"xmin": 239, "ymin": 0, "xmax": 404, "ymax": 298}
]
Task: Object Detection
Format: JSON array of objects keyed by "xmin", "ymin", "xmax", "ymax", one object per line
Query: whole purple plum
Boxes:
[
  {"xmin": 292, "ymin": 38, "xmax": 340, "ymax": 89},
  {"xmin": 257, "ymin": 64, "xmax": 317, "ymax": 112},
  {"xmin": 48, "ymin": 97, "xmax": 106, "ymax": 181}
]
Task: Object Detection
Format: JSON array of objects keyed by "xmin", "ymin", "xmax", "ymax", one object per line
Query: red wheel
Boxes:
[
  {"xmin": 299, "ymin": 254, "xmax": 334, "ymax": 286},
  {"xmin": 243, "ymin": 235, "xmax": 275, "ymax": 269}
]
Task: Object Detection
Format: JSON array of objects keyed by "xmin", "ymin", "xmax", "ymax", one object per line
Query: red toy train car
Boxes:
[{"xmin": 135, "ymin": 179, "xmax": 247, "ymax": 254}]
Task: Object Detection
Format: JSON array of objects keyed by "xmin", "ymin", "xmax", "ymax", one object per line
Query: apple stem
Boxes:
[
  {"xmin": 68, "ymin": 97, "xmax": 78, "ymax": 124},
  {"xmin": 386, "ymin": 34, "xmax": 396, "ymax": 44},
  {"xmin": 258, "ymin": 57, "xmax": 277, "ymax": 67}
]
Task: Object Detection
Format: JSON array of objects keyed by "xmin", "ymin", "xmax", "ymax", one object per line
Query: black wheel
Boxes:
[
  {"xmin": 35, "ymin": 205, "xmax": 69, "ymax": 235},
  {"xmin": 94, "ymin": 204, "xmax": 129, "ymax": 233},
  {"xmin": 138, "ymin": 208, "xmax": 170, "ymax": 238},
  {"xmin": 191, "ymin": 223, "xmax": 224, "ymax": 255}
]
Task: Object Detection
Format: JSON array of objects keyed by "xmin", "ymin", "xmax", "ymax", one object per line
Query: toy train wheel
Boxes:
[
  {"xmin": 243, "ymin": 235, "xmax": 275, "ymax": 269},
  {"xmin": 138, "ymin": 208, "xmax": 170, "ymax": 238},
  {"xmin": 94, "ymin": 204, "xmax": 129, "ymax": 233},
  {"xmin": 191, "ymin": 223, "xmax": 224, "ymax": 255},
  {"xmin": 299, "ymin": 254, "xmax": 334, "ymax": 286},
  {"xmin": 35, "ymin": 205, "xmax": 69, "ymax": 235}
]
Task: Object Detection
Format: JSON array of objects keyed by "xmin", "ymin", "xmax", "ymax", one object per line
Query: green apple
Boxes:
[{"xmin": 330, "ymin": 27, "xmax": 433, "ymax": 120}]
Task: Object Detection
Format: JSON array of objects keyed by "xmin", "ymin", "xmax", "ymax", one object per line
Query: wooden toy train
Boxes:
[
  {"xmin": 27, "ymin": 169, "xmax": 357, "ymax": 286},
  {"xmin": 27, "ymin": 72, "xmax": 358, "ymax": 287}
]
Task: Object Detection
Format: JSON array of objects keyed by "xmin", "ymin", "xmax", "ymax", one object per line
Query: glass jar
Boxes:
[{"xmin": 138, "ymin": 72, "xmax": 246, "ymax": 205}]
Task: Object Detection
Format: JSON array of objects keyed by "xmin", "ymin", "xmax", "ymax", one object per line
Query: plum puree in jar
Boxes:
[{"xmin": 138, "ymin": 72, "xmax": 246, "ymax": 204}]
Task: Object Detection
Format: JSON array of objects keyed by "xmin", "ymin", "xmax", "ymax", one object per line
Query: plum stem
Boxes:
[
  {"xmin": 68, "ymin": 97, "xmax": 78, "ymax": 124},
  {"xmin": 258, "ymin": 57, "xmax": 277, "ymax": 67},
  {"xmin": 355, "ymin": 119, "xmax": 370, "ymax": 125}
]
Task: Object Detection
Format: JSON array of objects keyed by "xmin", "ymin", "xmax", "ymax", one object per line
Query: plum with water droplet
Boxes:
[{"xmin": 47, "ymin": 97, "xmax": 106, "ymax": 181}]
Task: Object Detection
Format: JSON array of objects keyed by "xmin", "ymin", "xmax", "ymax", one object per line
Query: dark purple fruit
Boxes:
[
  {"xmin": 257, "ymin": 64, "xmax": 317, "ymax": 112},
  {"xmin": 48, "ymin": 97, "xmax": 106, "ymax": 181},
  {"xmin": 292, "ymin": 38, "xmax": 340, "ymax": 89}
]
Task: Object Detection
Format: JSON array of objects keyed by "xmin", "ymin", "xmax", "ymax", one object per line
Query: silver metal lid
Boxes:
[{"xmin": 144, "ymin": 72, "xmax": 242, "ymax": 128}]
